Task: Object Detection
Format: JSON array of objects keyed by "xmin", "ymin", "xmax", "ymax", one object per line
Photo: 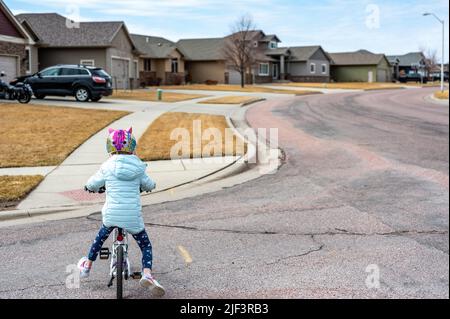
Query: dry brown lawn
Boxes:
[
  {"xmin": 276, "ymin": 82, "xmax": 407, "ymax": 90},
  {"xmin": 159, "ymin": 84, "xmax": 319, "ymax": 95},
  {"xmin": 434, "ymin": 90, "xmax": 449, "ymax": 100},
  {"xmin": 0, "ymin": 103, "xmax": 128, "ymax": 168},
  {"xmin": 137, "ymin": 112, "xmax": 246, "ymax": 161},
  {"xmin": 198, "ymin": 96, "xmax": 265, "ymax": 105},
  {"xmin": 110, "ymin": 90, "xmax": 208, "ymax": 102},
  {"xmin": 0, "ymin": 175, "xmax": 43, "ymax": 203}
]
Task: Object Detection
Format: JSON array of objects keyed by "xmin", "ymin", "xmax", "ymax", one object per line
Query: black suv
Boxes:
[
  {"xmin": 18, "ymin": 65, "xmax": 113, "ymax": 102},
  {"xmin": 399, "ymin": 73, "xmax": 428, "ymax": 84}
]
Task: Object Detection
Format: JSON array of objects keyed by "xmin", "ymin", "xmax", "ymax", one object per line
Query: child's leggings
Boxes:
[{"xmin": 88, "ymin": 224, "xmax": 153, "ymax": 270}]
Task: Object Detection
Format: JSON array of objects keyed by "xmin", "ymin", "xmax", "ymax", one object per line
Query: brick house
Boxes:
[
  {"xmin": 131, "ymin": 34, "xmax": 185, "ymax": 86},
  {"xmin": 0, "ymin": 0, "xmax": 34, "ymax": 83}
]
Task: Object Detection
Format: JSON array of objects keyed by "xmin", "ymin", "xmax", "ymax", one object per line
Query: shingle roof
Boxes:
[
  {"xmin": 261, "ymin": 34, "xmax": 281, "ymax": 42},
  {"xmin": 288, "ymin": 46, "xmax": 323, "ymax": 61},
  {"xmin": 265, "ymin": 48, "xmax": 291, "ymax": 56},
  {"xmin": 131, "ymin": 34, "xmax": 178, "ymax": 58},
  {"xmin": 16, "ymin": 13, "xmax": 127, "ymax": 48},
  {"xmin": 176, "ymin": 38, "xmax": 225, "ymax": 61},
  {"xmin": 386, "ymin": 52, "xmax": 426, "ymax": 67},
  {"xmin": 328, "ymin": 51, "xmax": 387, "ymax": 66}
]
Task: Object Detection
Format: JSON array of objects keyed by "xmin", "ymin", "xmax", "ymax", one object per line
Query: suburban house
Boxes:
[
  {"xmin": 131, "ymin": 34, "xmax": 185, "ymax": 86},
  {"xmin": 328, "ymin": 50, "xmax": 392, "ymax": 82},
  {"xmin": 0, "ymin": 0, "xmax": 34, "ymax": 83},
  {"xmin": 16, "ymin": 13, "xmax": 141, "ymax": 89},
  {"xmin": 387, "ymin": 52, "xmax": 427, "ymax": 78},
  {"xmin": 177, "ymin": 31, "xmax": 331, "ymax": 84},
  {"xmin": 177, "ymin": 37, "xmax": 227, "ymax": 84},
  {"xmin": 284, "ymin": 46, "xmax": 330, "ymax": 82}
]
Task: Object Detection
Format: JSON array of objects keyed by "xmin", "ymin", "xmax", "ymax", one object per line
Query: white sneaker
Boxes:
[
  {"xmin": 77, "ymin": 257, "xmax": 92, "ymax": 279},
  {"xmin": 140, "ymin": 273, "xmax": 165, "ymax": 297}
]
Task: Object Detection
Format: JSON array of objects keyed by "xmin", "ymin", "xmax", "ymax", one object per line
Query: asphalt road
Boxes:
[{"xmin": 0, "ymin": 88, "xmax": 448, "ymax": 299}]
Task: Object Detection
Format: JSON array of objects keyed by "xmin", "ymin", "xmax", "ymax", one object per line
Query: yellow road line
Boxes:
[{"xmin": 177, "ymin": 245, "xmax": 193, "ymax": 264}]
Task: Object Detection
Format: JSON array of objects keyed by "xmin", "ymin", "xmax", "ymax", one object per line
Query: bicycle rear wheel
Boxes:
[{"xmin": 116, "ymin": 245, "xmax": 124, "ymax": 299}]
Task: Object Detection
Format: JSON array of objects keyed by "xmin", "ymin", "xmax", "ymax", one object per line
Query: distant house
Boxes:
[
  {"xmin": 177, "ymin": 37, "xmax": 226, "ymax": 84},
  {"xmin": 285, "ymin": 46, "xmax": 330, "ymax": 82},
  {"xmin": 177, "ymin": 31, "xmax": 331, "ymax": 84},
  {"xmin": 329, "ymin": 50, "xmax": 392, "ymax": 82},
  {"xmin": 17, "ymin": 13, "xmax": 140, "ymax": 89},
  {"xmin": 131, "ymin": 34, "xmax": 185, "ymax": 86},
  {"xmin": 386, "ymin": 52, "xmax": 427, "ymax": 78},
  {"xmin": 0, "ymin": 0, "xmax": 34, "ymax": 83}
]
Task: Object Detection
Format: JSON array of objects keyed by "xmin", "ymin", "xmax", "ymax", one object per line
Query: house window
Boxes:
[
  {"xmin": 269, "ymin": 41, "xmax": 277, "ymax": 49},
  {"xmin": 80, "ymin": 60, "xmax": 95, "ymax": 67},
  {"xmin": 25, "ymin": 47, "xmax": 31, "ymax": 74},
  {"xmin": 259, "ymin": 63, "xmax": 270, "ymax": 76},
  {"xmin": 310, "ymin": 63, "xmax": 316, "ymax": 74},
  {"xmin": 171, "ymin": 59, "xmax": 179, "ymax": 73},
  {"xmin": 321, "ymin": 64, "xmax": 327, "ymax": 74},
  {"xmin": 144, "ymin": 59, "xmax": 152, "ymax": 71}
]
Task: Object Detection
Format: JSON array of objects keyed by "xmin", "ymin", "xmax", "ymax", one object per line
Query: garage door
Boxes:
[
  {"xmin": 228, "ymin": 70, "xmax": 241, "ymax": 85},
  {"xmin": 111, "ymin": 58, "xmax": 129, "ymax": 90},
  {"xmin": 0, "ymin": 55, "xmax": 18, "ymax": 84},
  {"xmin": 377, "ymin": 69, "xmax": 388, "ymax": 82}
]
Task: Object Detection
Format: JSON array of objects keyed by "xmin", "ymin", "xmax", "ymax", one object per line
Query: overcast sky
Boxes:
[{"xmin": 6, "ymin": 0, "xmax": 449, "ymax": 61}]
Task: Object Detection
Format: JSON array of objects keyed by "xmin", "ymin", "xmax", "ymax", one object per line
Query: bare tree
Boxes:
[
  {"xmin": 420, "ymin": 45, "xmax": 439, "ymax": 75},
  {"xmin": 222, "ymin": 15, "xmax": 257, "ymax": 88}
]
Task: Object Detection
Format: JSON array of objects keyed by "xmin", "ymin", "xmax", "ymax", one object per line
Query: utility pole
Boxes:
[{"xmin": 423, "ymin": 13, "xmax": 445, "ymax": 92}]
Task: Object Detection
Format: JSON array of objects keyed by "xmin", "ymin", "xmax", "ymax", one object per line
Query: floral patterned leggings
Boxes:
[{"xmin": 88, "ymin": 225, "xmax": 153, "ymax": 270}]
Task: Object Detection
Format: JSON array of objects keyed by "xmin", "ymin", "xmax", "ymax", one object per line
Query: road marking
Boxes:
[{"xmin": 177, "ymin": 245, "xmax": 193, "ymax": 264}]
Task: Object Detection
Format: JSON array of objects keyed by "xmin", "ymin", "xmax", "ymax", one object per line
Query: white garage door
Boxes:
[
  {"xmin": 0, "ymin": 55, "xmax": 18, "ymax": 84},
  {"xmin": 111, "ymin": 58, "xmax": 129, "ymax": 90},
  {"xmin": 228, "ymin": 70, "xmax": 241, "ymax": 85}
]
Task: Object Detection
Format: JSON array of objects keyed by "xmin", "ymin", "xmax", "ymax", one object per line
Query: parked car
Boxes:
[
  {"xmin": 430, "ymin": 72, "xmax": 449, "ymax": 82},
  {"xmin": 399, "ymin": 73, "xmax": 428, "ymax": 84},
  {"xmin": 12, "ymin": 65, "xmax": 113, "ymax": 102}
]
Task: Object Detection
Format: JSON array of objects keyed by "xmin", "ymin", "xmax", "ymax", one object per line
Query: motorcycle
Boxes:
[{"xmin": 0, "ymin": 71, "xmax": 33, "ymax": 104}]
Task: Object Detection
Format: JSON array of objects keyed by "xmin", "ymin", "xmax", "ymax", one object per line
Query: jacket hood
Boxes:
[{"xmin": 105, "ymin": 155, "xmax": 146, "ymax": 181}]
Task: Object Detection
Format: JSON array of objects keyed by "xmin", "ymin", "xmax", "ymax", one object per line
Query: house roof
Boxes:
[
  {"xmin": 131, "ymin": 34, "xmax": 179, "ymax": 58},
  {"xmin": 287, "ymin": 46, "xmax": 325, "ymax": 62},
  {"xmin": 176, "ymin": 38, "xmax": 225, "ymax": 61},
  {"xmin": 386, "ymin": 52, "xmax": 426, "ymax": 67},
  {"xmin": 328, "ymin": 50, "xmax": 387, "ymax": 66},
  {"xmin": 0, "ymin": 0, "xmax": 33, "ymax": 42},
  {"xmin": 16, "ymin": 13, "xmax": 133, "ymax": 49},
  {"xmin": 264, "ymin": 47, "xmax": 290, "ymax": 56},
  {"xmin": 261, "ymin": 34, "xmax": 281, "ymax": 43}
]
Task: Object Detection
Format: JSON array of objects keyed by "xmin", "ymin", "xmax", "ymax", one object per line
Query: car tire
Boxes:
[{"xmin": 75, "ymin": 87, "xmax": 90, "ymax": 102}]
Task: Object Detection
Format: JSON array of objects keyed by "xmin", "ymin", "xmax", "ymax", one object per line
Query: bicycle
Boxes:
[{"xmin": 85, "ymin": 186, "xmax": 144, "ymax": 299}]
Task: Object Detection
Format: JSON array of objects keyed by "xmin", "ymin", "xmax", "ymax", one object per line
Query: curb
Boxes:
[
  {"xmin": 426, "ymin": 93, "xmax": 449, "ymax": 105},
  {"xmin": 0, "ymin": 103, "xmax": 280, "ymax": 224}
]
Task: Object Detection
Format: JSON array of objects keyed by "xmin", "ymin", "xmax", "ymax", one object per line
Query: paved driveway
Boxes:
[{"xmin": 0, "ymin": 88, "xmax": 447, "ymax": 299}]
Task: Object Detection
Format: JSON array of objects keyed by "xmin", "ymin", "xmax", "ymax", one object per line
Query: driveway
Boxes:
[{"xmin": 0, "ymin": 88, "xmax": 448, "ymax": 299}]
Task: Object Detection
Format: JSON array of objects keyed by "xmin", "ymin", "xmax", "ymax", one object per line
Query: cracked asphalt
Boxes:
[{"xmin": 0, "ymin": 87, "xmax": 448, "ymax": 299}]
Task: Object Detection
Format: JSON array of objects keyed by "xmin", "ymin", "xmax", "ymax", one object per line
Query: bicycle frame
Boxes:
[{"xmin": 110, "ymin": 229, "xmax": 131, "ymax": 279}]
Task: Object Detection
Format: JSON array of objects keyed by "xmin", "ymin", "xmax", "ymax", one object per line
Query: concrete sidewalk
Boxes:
[{"xmin": 1, "ymin": 95, "xmax": 248, "ymax": 213}]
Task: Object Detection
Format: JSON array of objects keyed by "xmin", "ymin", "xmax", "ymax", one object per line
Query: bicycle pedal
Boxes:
[{"xmin": 99, "ymin": 248, "xmax": 110, "ymax": 260}]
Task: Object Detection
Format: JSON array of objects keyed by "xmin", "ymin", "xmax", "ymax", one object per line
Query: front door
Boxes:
[{"xmin": 273, "ymin": 64, "xmax": 279, "ymax": 80}]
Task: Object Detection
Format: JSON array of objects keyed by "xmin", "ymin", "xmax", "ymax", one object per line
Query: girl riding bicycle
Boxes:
[{"xmin": 77, "ymin": 127, "xmax": 165, "ymax": 297}]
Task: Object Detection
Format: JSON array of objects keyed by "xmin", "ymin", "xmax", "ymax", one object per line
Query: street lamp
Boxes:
[{"xmin": 423, "ymin": 13, "xmax": 445, "ymax": 92}]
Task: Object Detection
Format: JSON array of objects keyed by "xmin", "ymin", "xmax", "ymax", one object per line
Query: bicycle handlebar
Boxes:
[{"xmin": 84, "ymin": 186, "xmax": 151, "ymax": 194}]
